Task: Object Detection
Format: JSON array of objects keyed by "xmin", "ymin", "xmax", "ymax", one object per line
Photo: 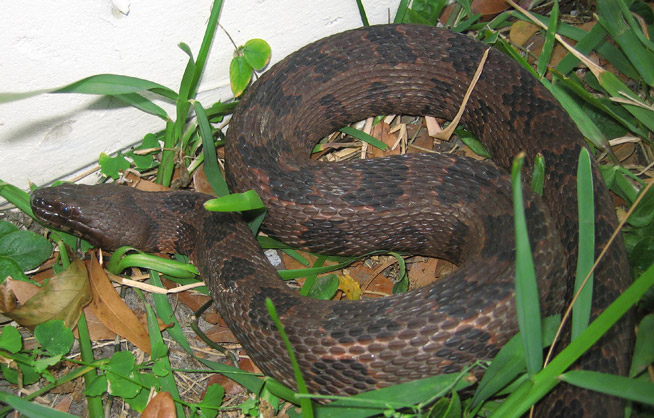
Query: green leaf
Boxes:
[
  {"xmin": 628, "ymin": 186, "xmax": 654, "ymax": 227},
  {"xmin": 0, "ymin": 221, "xmax": 19, "ymax": 237},
  {"xmin": 530, "ymin": 154, "xmax": 545, "ymax": 196},
  {"xmin": 200, "ymin": 383, "xmax": 226, "ymax": 418},
  {"xmin": 193, "ymin": 100, "xmax": 230, "ymax": 196},
  {"xmin": 230, "ymin": 56, "xmax": 253, "ymax": 98},
  {"xmin": 537, "ymin": 0, "xmax": 558, "ymax": 77},
  {"xmin": 106, "ymin": 351, "xmax": 141, "ymax": 399},
  {"xmin": 511, "ymin": 154, "xmax": 543, "ymax": 376},
  {"xmin": 0, "ymin": 256, "xmax": 30, "ymax": 283},
  {"xmin": 630, "ymin": 314, "xmax": 654, "ymax": 377},
  {"xmin": 265, "ymin": 298, "xmax": 314, "ymax": 416},
  {"xmin": 243, "ymin": 39, "xmax": 271, "ymax": 70},
  {"xmin": 312, "ymin": 372, "xmax": 473, "ymax": 418},
  {"xmin": 491, "ymin": 262, "xmax": 654, "ymax": 417},
  {"xmin": 459, "ymin": 133, "xmax": 492, "ymax": 158},
  {"xmin": 560, "ymin": 370, "xmax": 654, "ymax": 405},
  {"xmin": 55, "ymin": 74, "xmax": 177, "ymax": 100},
  {"xmin": 306, "ymin": 274, "xmax": 339, "ymax": 300},
  {"xmin": 0, "ymin": 230, "xmax": 52, "ymax": 271},
  {"xmin": 204, "ymin": 190, "xmax": 266, "ymax": 212},
  {"xmin": 98, "ymin": 152, "xmax": 131, "ymax": 180},
  {"xmin": 339, "ymin": 126, "xmax": 388, "ymax": 150},
  {"xmin": 127, "ymin": 133, "xmax": 161, "ymax": 171},
  {"xmin": 113, "ymin": 93, "xmax": 170, "ymax": 120},
  {"xmin": 572, "ymin": 148, "xmax": 594, "ymax": 340},
  {"xmin": 34, "ymin": 320, "xmax": 74, "ymax": 356},
  {"xmin": 84, "ymin": 374, "xmax": 108, "ymax": 397},
  {"xmin": 0, "ymin": 390, "xmax": 78, "ymax": 417},
  {"xmin": 0, "ymin": 326, "xmax": 22, "ymax": 353},
  {"xmin": 471, "ymin": 315, "xmax": 560, "ymax": 409}
]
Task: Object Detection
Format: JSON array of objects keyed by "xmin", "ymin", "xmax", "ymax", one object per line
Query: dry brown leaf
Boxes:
[
  {"xmin": 87, "ymin": 253, "xmax": 151, "ymax": 353},
  {"xmin": 124, "ymin": 172, "xmax": 170, "ymax": 192},
  {"xmin": 141, "ymin": 391, "xmax": 176, "ymax": 418},
  {"xmin": 205, "ymin": 316, "xmax": 238, "ymax": 344},
  {"xmin": 0, "ymin": 277, "xmax": 40, "ymax": 308},
  {"xmin": 206, "ymin": 357, "xmax": 261, "ymax": 396},
  {"xmin": 192, "ymin": 163, "xmax": 218, "ymax": 196},
  {"xmin": 53, "ymin": 395, "xmax": 73, "ymax": 413},
  {"xmin": 369, "ymin": 121, "xmax": 400, "ymax": 158},
  {"xmin": 0, "ymin": 258, "xmax": 91, "ymax": 330},
  {"xmin": 509, "ymin": 21, "xmax": 540, "ymax": 47}
]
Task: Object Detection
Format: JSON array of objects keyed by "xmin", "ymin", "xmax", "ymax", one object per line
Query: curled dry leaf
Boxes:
[
  {"xmin": 87, "ymin": 252, "xmax": 151, "ymax": 353},
  {"xmin": 0, "ymin": 258, "xmax": 91, "ymax": 330},
  {"xmin": 141, "ymin": 391, "xmax": 176, "ymax": 418}
]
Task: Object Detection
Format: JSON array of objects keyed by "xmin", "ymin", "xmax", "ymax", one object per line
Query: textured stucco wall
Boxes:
[{"xmin": 1, "ymin": 0, "xmax": 398, "ymax": 190}]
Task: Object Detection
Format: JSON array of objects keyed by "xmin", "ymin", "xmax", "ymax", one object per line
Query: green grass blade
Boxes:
[
  {"xmin": 157, "ymin": 121, "xmax": 176, "ymax": 186},
  {"xmin": 490, "ymin": 262, "xmax": 654, "ymax": 417},
  {"xmin": 511, "ymin": 154, "xmax": 543, "ymax": 376},
  {"xmin": 537, "ymin": 0, "xmax": 558, "ymax": 77},
  {"xmin": 560, "ymin": 370, "xmax": 654, "ymax": 405},
  {"xmin": 144, "ymin": 299, "xmax": 184, "ymax": 417},
  {"xmin": 530, "ymin": 154, "xmax": 545, "ymax": 196},
  {"xmin": 189, "ymin": 0, "xmax": 224, "ymax": 98},
  {"xmin": 548, "ymin": 81, "xmax": 611, "ymax": 152},
  {"xmin": 572, "ymin": 148, "xmax": 594, "ymax": 339},
  {"xmin": 339, "ymin": 126, "xmax": 388, "ymax": 150},
  {"xmin": 313, "ymin": 372, "xmax": 473, "ymax": 418},
  {"xmin": 114, "ymin": 93, "xmax": 170, "ymax": 120},
  {"xmin": 551, "ymin": 68, "xmax": 648, "ymax": 139},
  {"xmin": 54, "ymin": 74, "xmax": 177, "ymax": 99},
  {"xmin": 596, "ymin": 70, "xmax": 654, "ymax": 132},
  {"xmin": 355, "ymin": 0, "xmax": 369, "ymax": 26},
  {"xmin": 76, "ymin": 312, "xmax": 104, "ymax": 418},
  {"xmin": 597, "ymin": 0, "xmax": 654, "ymax": 86},
  {"xmin": 265, "ymin": 298, "xmax": 314, "ymax": 416},
  {"xmin": 394, "ymin": 0, "xmax": 410, "ymax": 23},
  {"xmin": 148, "ymin": 271, "xmax": 194, "ymax": 354},
  {"xmin": 510, "ymin": 10, "xmax": 639, "ymax": 79},
  {"xmin": 0, "ymin": 390, "xmax": 78, "ymax": 417},
  {"xmin": 630, "ymin": 314, "xmax": 654, "ymax": 377},
  {"xmin": 204, "ymin": 190, "xmax": 266, "ymax": 212},
  {"xmin": 471, "ymin": 315, "xmax": 560, "ymax": 409},
  {"xmin": 193, "ymin": 100, "xmax": 230, "ymax": 196}
]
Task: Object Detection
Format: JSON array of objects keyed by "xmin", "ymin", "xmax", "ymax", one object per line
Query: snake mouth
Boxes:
[{"xmin": 30, "ymin": 189, "xmax": 83, "ymax": 236}]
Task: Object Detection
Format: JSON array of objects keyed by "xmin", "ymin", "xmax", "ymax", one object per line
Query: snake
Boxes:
[{"xmin": 31, "ymin": 25, "xmax": 632, "ymax": 416}]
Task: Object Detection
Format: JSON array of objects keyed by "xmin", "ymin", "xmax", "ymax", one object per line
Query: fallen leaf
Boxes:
[
  {"xmin": 1, "ymin": 258, "xmax": 92, "ymax": 330},
  {"xmin": 87, "ymin": 252, "xmax": 151, "ymax": 353},
  {"xmin": 206, "ymin": 357, "xmax": 260, "ymax": 395},
  {"xmin": 141, "ymin": 391, "xmax": 176, "ymax": 418},
  {"xmin": 338, "ymin": 274, "xmax": 362, "ymax": 300},
  {"xmin": 509, "ymin": 21, "xmax": 540, "ymax": 47}
]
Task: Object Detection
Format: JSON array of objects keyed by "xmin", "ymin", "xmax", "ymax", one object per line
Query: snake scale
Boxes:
[{"xmin": 31, "ymin": 25, "xmax": 632, "ymax": 416}]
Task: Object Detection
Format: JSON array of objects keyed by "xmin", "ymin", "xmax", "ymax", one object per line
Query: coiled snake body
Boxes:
[{"xmin": 32, "ymin": 25, "xmax": 632, "ymax": 416}]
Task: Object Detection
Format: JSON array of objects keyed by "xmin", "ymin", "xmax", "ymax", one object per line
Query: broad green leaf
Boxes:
[
  {"xmin": 243, "ymin": 39, "xmax": 271, "ymax": 70},
  {"xmin": 34, "ymin": 320, "xmax": 74, "ymax": 356},
  {"xmin": 0, "ymin": 230, "xmax": 52, "ymax": 271},
  {"xmin": 0, "ymin": 325, "xmax": 22, "ymax": 353},
  {"xmin": 98, "ymin": 152, "xmax": 130, "ymax": 180},
  {"xmin": 230, "ymin": 56, "xmax": 253, "ymax": 98}
]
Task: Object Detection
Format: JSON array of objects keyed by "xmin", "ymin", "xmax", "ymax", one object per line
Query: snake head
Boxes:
[{"xmin": 30, "ymin": 183, "xmax": 152, "ymax": 251}]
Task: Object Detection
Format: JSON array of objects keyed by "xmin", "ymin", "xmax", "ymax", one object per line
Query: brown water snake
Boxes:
[{"xmin": 31, "ymin": 24, "xmax": 633, "ymax": 417}]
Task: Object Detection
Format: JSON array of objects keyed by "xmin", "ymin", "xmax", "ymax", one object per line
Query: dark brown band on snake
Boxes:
[{"xmin": 31, "ymin": 25, "xmax": 632, "ymax": 417}]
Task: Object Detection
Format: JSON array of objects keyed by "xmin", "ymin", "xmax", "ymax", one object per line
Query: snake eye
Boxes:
[{"xmin": 61, "ymin": 205, "xmax": 73, "ymax": 218}]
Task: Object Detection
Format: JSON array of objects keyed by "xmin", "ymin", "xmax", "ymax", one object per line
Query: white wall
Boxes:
[{"xmin": 1, "ymin": 0, "xmax": 399, "ymax": 190}]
